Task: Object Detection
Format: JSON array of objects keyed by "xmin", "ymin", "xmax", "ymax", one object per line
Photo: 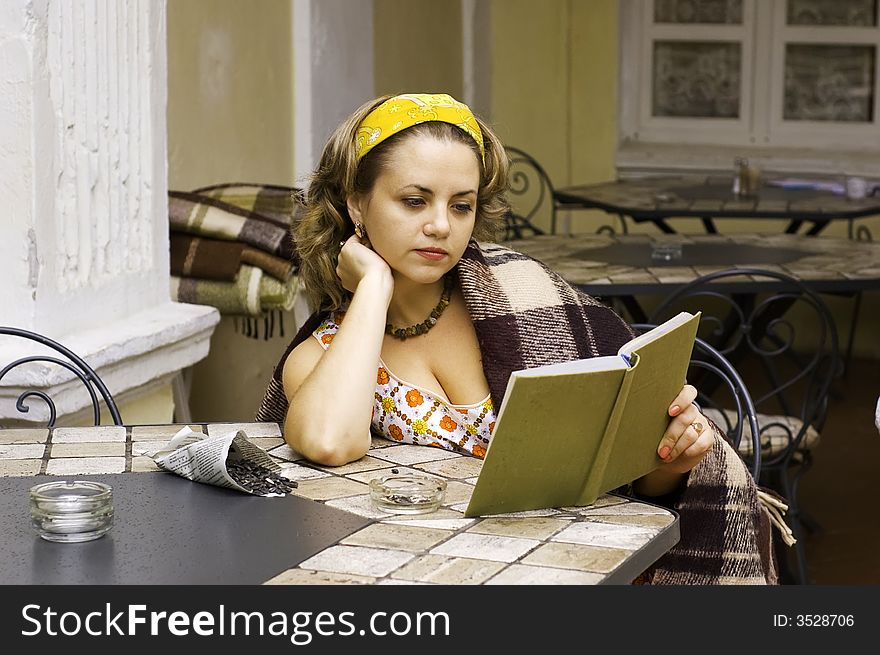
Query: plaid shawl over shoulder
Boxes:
[{"xmin": 257, "ymin": 241, "xmax": 777, "ymax": 585}]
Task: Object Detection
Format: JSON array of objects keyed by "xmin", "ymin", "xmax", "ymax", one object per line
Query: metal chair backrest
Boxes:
[
  {"xmin": 647, "ymin": 268, "xmax": 841, "ymax": 472},
  {"xmin": 0, "ymin": 326, "xmax": 122, "ymax": 427},
  {"xmin": 648, "ymin": 268, "xmax": 843, "ymax": 585},
  {"xmin": 632, "ymin": 324, "xmax": 761, "ymax": 479},
  {"xmin": 503, "ymin": 146, "xmax": 555, "ymax": 238}
]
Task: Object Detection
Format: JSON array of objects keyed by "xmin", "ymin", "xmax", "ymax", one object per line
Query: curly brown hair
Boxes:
[{"xmin": 293, "ymin": 94, "xmax": 510, "ymax": 313}]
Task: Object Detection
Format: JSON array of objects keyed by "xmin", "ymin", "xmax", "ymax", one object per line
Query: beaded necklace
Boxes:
[{"xmin": 385, "ymin": 274, "xmax": 454, "ymax": 340}]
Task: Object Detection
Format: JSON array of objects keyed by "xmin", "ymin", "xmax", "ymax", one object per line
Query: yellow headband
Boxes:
[{"xmin": 355, "ymin": 93, "xmax": 485, "ymax": 164}]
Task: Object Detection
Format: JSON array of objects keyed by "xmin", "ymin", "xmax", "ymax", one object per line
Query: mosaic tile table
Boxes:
[
  {"xmin": 502, "ymin": 231, "xmax": 880, "ymax": 333},
  {"xmin": 0, "ymin": 422, "xmax": 679, "ymax": 585},
  {"xmin": 502, "ymin": 233, "xmax": 880, "ymax": 299}
]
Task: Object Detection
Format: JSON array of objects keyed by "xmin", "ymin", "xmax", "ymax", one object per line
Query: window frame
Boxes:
[{"xmin": 618, "ymin": 0, "xmax": 880, "ymax": 174}]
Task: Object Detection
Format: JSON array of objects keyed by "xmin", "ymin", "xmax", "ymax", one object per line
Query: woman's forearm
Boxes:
[
  {"xmin": 633, "ymin": 467, "xmax": 686, "ymax": 497},
  {"xmin": 284, "ymin": 274, "xmax": 392, "ymax": 465}
]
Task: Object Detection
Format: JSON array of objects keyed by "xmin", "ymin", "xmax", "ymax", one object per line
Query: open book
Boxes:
[{"xmin": 464, "ymin": 311, "xmax": 700, "ymax": 517}]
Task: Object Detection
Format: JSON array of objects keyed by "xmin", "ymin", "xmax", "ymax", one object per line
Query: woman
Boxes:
[{"xmin": 258, "ymin": 93, "xmax": 779, "ymax": 584}]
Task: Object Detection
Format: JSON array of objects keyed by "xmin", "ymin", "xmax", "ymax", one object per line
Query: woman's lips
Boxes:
[{"xmin": 414, "ymin": 248, "xmax": 448, "ymax": 261}]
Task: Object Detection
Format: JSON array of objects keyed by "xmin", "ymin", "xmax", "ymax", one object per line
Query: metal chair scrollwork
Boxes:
[
  {"xmin": 503, "ymin": 146, "xmax": 553, "ymax": 239},
  {"xmin": 647, "ymin": 268, "xmax": 842, "ymax": 584},
  {"xmin": 503, "ymin": 145, "xmax": 629, "ymax": 237},
  {"xmin": 631, "ymin": 325, "xmax": 761, "ymax": 481},
  {"xmin": 0, "ymin": 327, "xmax": 122, "ymax": 427}
]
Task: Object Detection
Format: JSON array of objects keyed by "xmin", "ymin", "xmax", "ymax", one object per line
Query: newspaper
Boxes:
[{"xmin": 138, "ymin": 427, "xmax": 295, "ymax": 497}]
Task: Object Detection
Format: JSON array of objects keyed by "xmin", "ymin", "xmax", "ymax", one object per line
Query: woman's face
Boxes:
[{"xmin": 347, "ymin": 135, "xmax": 480, "ymax": 285}]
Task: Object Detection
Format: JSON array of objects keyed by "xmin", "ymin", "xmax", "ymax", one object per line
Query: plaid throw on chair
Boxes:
[
  {"xmin": 169, "ymin": 183, "xmax": 304, "ymax": 338},
  {"xmin": 257, "ymin": 241, "xmax": 778, "ymax": 584}
]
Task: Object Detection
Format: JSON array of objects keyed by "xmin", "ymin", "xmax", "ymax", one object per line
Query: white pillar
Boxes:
[
  {"xmin": 461, "ymin": 0, "xmax": 492, "ymax": 118},
  {"xmin": 0, "ymin": 0, "xmax": 218, "ymax": 424}
]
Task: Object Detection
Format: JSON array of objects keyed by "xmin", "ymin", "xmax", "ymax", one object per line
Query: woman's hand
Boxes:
[
  {"xmin": 336, "ymin": 234, "xmax": 393, "ymax": 297},
  {"xmin": 656, "ymin": 384, "xmax": 714, "ymax": 475},
  {"xmin": 634, "ymin": 384, "xmax": 715, "ymax": 496}
]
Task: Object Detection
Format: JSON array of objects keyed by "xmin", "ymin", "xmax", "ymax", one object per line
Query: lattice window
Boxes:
[{"xmin": 620, "ymin": 0, "xmax": 880, "ymax": 151}]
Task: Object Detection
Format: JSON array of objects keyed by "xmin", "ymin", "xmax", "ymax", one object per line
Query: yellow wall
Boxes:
[
  {"xmin": 3, "ymin": 381, "xmax": 175, "ymax": 428},
  {"xmin": 489, "ymin": 0, "xmax": 619, "ymax": 234},
  {"xmin": 166, "ymin": 0, "xmax": 295, "ymax": 190},
  {"xmin": 490, "ymin": 0, "xmax": 569, "ymax": 188},
  {"xmin": 186, "ymin": 311, "xmax": 303, "ymax": 422},
  {"xmin": 114, "ymin": 382, "xmax": 175, "ymax": 426},
  {"xmin": 373, "ymin": 0, "xmax": 463, "ymax": 97},
  {"xmin": 166, "ymin": 0, "xmax": 298, "ymax": 421},
  {"xmin": 569, "ymin": 0, "xmax": 618, "ymax": 189}
]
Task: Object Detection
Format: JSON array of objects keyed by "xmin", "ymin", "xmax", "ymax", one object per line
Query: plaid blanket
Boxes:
[
  {"xmin": 169, "ymin": 190, "xmax": 296, "ymax": 261},
  {"xmin": 257, "ymin": 241, "xmax": 778, "ymax": 584},
  {"xmin": 170, "ymin": 233, "xmax": 244, "ymax": 281},
  {"xmin": 191, "ymin": 182, "xmax": 302, "ymax": 229},
  {"xmin": 650, "ymin": 436, "xmax": 777, "ymax": 584},
  {"xmin": 171, "ymin": 233, "xmax": 296, "ymax": 282},
  {"xmin": 171, "ymin": 265, "xmax": 299, "ymax": 317},
  {"xmin": 167, "ymin": 184, "xmax": 302, "ymax": 327}
]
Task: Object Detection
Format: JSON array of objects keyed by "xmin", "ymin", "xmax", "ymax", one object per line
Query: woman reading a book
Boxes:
[{"xmin": 257, "ymin": 93, "xmax": 779, "ymax": 584}]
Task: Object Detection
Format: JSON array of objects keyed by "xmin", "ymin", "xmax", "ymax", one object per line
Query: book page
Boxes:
[
  {"xmin": 510, "ymin": 353, "xmax": 629, "ymax": 378},
  {"xmin": 618, "ymin": 311, "xmax": 696, "ymax": 357}
]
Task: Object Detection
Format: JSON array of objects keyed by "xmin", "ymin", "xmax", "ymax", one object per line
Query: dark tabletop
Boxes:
[{"xmin": 0, "ymin": 472, "xmax": 371, "ymax": 584}]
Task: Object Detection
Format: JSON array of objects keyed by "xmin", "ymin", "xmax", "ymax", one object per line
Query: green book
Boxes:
[{"xmin": 464, "ymin": 311, "xmax": 700, "ymax": 517}]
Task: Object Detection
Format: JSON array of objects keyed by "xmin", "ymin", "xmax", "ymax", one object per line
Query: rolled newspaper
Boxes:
[{"xmin": 138, "ymin": 427, "xmax": 295, "ymax": 497}]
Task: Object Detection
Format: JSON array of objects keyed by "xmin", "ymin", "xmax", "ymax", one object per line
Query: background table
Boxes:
[
  {"xmin": 556, "ymin": 176, "xmax": 880, "ymax": 237},
  {"xmin": 503, "ymin": 232, "xmax": 880, "ymax": 321},
  {"xmin": 0, "ymin": 422, "xmax": 680, "ymax": 585}
]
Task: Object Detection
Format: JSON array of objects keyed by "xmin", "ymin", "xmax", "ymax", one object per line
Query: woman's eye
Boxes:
[
  {"xmin": 453, "ymin": 203, "xmax": 474, "ymax": 214},
  {"xmin": 403, "ymin": 197, "xmax": 425, "ymax": 208}
]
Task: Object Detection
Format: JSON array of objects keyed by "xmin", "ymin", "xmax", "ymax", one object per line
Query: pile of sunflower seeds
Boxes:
[{"xmin": 226, "ymin": 460, "xmax": 298, "ymax": 496}]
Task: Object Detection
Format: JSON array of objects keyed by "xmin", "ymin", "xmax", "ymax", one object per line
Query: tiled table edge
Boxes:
[
  {"xmin": 0, "ymin": 422, "xmax": 680, "ymax": 585},
  {"xmin": 272, "ymin": 432, "xmax": 680, "ymax": 585},
  {"xmin": 286, "ymin": 494, "xmax": 678, "ymax": 586},
  {"xmin": 0, "ymin": 422, "xmax": 276, "ymax": 476}
]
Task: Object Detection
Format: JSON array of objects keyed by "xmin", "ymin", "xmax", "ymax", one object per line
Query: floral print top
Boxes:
[{"xmin": 312, "ymin": 313, "xmax": 496, "ymax": 458}]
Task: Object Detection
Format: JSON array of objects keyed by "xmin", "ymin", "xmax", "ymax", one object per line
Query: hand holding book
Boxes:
[
  {"xmin": 634, "ymin": 383, "xmax": 715, "ymax": 497},
  {"xmin": 660, "ymin": 385, "xmax": 714, "ymax": 469}
]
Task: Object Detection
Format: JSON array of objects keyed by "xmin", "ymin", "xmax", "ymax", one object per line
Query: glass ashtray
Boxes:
[
  {"xmin": 29, "ymin": 480, "xmax": 114, "ymax": 543},
  {"xmin": 369, "ymin": 474, "xmax": 447, "ymax": 515}
]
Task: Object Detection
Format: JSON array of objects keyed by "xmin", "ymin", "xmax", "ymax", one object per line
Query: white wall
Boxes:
[{"xmin": 1, "ymin": 0, "xmax": 218, "ymax": 425}]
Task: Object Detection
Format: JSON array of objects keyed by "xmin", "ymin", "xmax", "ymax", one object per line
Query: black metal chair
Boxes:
[
  {"xmin": 647, "ymin": 268, "xmax": 842, "ymax": 584},
  {"xmin": 1, "ymin": 327, "xmax": 122, "ymax": 427},
  {"xmin": 503, "ymin": 145, "xmax": 630, "ymax": 238},
  {"xmin": 837, "ymin": 222, "xmax": 872, "ymax": 378},
  {"xmin": 503, "ymin": 146, "xmax": 553, "ymax": 239},
  {"xmin": 631, "ymin": 325, "xmax": 761, "ymax": 481}
]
